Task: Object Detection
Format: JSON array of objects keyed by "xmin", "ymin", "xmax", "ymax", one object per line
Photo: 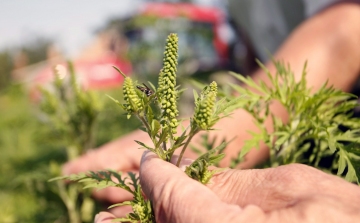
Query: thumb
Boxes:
[{"xmin": 139, "ymin": 151, "xmax": 244, "ymax": 223}]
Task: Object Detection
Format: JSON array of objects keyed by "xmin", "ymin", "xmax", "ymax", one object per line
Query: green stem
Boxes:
[
  {"xmin": 176, "ymin": 130, "xmax": 197, "ymax": 167},
  {"xmin": 137, "ymin": 114, "xmax": 151, "ymax": 134},
  {"xmin": 57, "ymin": 181, "xmax": 81, "ymax": 223},
  {"xmin": 84, "ymin": 118, "xmax": 96, "ymax": 151}
]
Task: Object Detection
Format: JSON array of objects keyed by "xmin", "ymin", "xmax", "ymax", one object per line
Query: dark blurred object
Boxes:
[
  {"xmin": 0, "ymin": 50, "xmax": 13, "ymax": 91},
  {"xmin": 0, "ymin": 37, "xmax": 53, "ymax": 91},
  {"xmin": 100, "ymin": 2, "xmax": 254, "ymax": 80}
]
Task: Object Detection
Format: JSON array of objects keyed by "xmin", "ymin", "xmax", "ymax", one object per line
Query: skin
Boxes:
[
  {"xmin": 95, "ymin": 151, "xmax": 360, "ymax": 223},
  {"xmin": 63, "ymin": 1, "xmax": 360, "ymax": 215}
]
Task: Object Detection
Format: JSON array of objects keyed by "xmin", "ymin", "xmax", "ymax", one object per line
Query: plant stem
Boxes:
[
  {"xmin": 57, "ymin": 181, "xmax": 81, "ymax": 223},
  {"xmin": 138, "ymin": 114, "xmax": 151, "ymax": 133},
  {"xmin": 176, "ymin": 130, "xmax": 197, "ymax": 167},
  {"xmin": 137, "ymin": 113, "xmax": 167, "ymax": 159}
]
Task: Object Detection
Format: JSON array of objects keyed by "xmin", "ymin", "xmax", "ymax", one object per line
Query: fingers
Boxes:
[
  {"xmin": 94, "ymin": 212, "xmax": 116, "ymax": 223},
  {"xmin": 266, "ymin": 194, "xmax": 360, "ymax": 223},
  {"xmin": 93, "ymin": 186, "xmax": 133, "ymax": 203},
  {"xmin": 108, "ymin": 205, "xmax": 133, "ymax": 218},
  {"xmin": 209, "ymin": 163, "xmax": 360, "ymax": 211},
  {"xmin": 210, "ymin": 164, "xmax": 316, "ymax": 210},
  {"xmin": 62, "ymin": 145, "xmax": 142, "ymax": 175},
  {"xmin": 139, "ymin": 151, "xmax": 246, "ymax": 223},
  {"xmin": 62, "ymin": 131, "xmax": 146, "ymax": 175}
]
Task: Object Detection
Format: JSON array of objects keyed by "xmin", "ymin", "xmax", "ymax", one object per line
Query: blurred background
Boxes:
[{"xmin": 0, "ymin": 0, "xmax": 275, "ymax": 222}]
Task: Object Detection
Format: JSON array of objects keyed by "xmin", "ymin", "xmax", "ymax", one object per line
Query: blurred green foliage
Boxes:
[
  {"xmin": 0, "ymin": 50, "xmax": 13, "ymax": 90},
  {"xmin": 0, "ymin": 37, "xmax": 53, "ymax": 91},
  {"xmin": 19, "ymin": 38, "xmax": 53, "ymax": 65},
  {"xmin": 0, "ymin": 83, "xmax": 140, "ymax": 222}
]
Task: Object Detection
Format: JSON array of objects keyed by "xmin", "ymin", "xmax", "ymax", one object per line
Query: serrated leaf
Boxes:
[
  {"xmin": 128, "ymin": 172, "xmax": 140, "ymax": 190},
  {"xmin": 274, "ymin": 132, "xmax": 290, "ymax": 150},
  {"xmin": 134, "ymin": 140, "xmax": 154, "ymax": 150},
  {"xmin": 345, "ymin": 164, "xmax": 357, "ymax": 183},
  {"xmin": 156, "ymin": 129, "xmax": 169, "ymax": 148},
  {"xmin": 209, "ymin": 153, "xmax": 225, "ymax": 164},
  {"xmin": 108, "ymin": 201, "xmax": 132, "ymax": 209},
  {"xmin": 337, "ymin": 150, "xmax": 347, "ymax": 176},
  {"xmin": 48, "ymin": 175, "xmax": 68, "ymax": 182},
  {"xmin": 83, "ymin": 181, "xmax": 114, "ymax": 190},
  {"xmin": 240, "ymin": 132, "xmax": 262, "ymax": 158},
  {"xmin": 230, "ymin": 72, "xmax": 266, "ymax": 94}
]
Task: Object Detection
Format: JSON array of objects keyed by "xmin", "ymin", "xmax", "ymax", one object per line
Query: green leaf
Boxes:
[
  {"xmin": 337, "ymin": 149, "xmax": 347, "ymax": 176},
  {"xmin": 150, "ymin": 119, "xmax": 161, "ymax": 138},
  {"xmin": 113, "ymin": 66, "xmax": 127, "ymax": 78},
  {"xmin": 273, "ymin": 132, "xmax": 290, "ymax": 150},
  {"xmin": 108, "ymin": 201, "xmax": 132, "ymax": 209},
  {"xmin": 240, "ymin": 131, "xmax": 262, "ymax": 158},
  {"xmin": 193, "ymin": 89, "xmax": 199, "ymax": 103},
  {"xmin": 230, "ymin": 72, "xmax": 268, "ymax": 95},
  {"xmin": 156, "ymin": 128, "xmax": 169, "ymax": 148},
  {"xmin": 134, "ymin": 140, "xmax": 154, "ymax": 151}
]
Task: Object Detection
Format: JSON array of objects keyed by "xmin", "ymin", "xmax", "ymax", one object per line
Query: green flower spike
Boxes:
[
  {"xmin": 123, "ymin": 76, "xmax": 143, "ymax": 117},
  {"xmin": 158, "ymin": 33, "xmax": 179, "ymax": 134},
  {"xmin": 194, "ymin": 81, "xmax": 218, "ymax": 130}
]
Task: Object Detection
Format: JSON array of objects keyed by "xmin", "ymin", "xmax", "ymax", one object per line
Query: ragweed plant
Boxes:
[
  {"xmin": 53, "ymin": 34, "xmax": 360, "ymax": 222},
  {"xmin": 41, "ymin": 62, "xmax": 101, "ymax": 223},
  {"xmin": 57, "ymin": 33, "xmax": 240, "ymax": 223},
  {"xmin": 229, "ymin": 60, "xmax": 360, "ymax": 184}
]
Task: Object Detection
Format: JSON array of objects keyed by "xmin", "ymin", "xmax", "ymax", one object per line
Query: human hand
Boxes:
[
  {"xmin": 95, "ymin": 151, "xmax": 360, "ymax": 223},
  {"xmin": 62, "ymin": 127, "xmax": 197, "ymax": 208},
  {"xmin": 62, "ymin": 131, "xmax": 147, "ymax": 205}
]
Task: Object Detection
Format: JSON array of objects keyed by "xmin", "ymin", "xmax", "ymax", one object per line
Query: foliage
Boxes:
[
  {"xmin": 18, "ymin": 37, "xmax": 54, "ymax": 65},
  {"xmin": 61, "ymin": 33, "xmax": 239, "ymax": 222},
  {"xmin": 229, "ymin": 60, "xmax": 360, "ymax": 184},
  {"xmin": 0, "ymin": 50, "xmax": 13, "ymax": 90},
  {"xmin": 56, "ymin": 36, "xmax": 360, "ymax": 223},
  {"xmin": 52, "ymin": 170, "xmax": 155, "ymax": 223},
  {"xmin": 37, "ymin": 62, "xmax": 105, "ymax": 223},
  {"xmin": 0, "ymin": 82, "xmax": 140, "ymax": 222},
  {"xmin": 39, "ymin": 62, "xmax": 102, "ymax": 157},
  {"xmin": 0, "ymin": 84, "xmax": 69, "ymax": 222}
]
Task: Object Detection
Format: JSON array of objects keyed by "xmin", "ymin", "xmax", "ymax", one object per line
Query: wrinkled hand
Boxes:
[
  {"xmin": 62, "ymin": 131, "xmax": 147, "ymax": 204},
  {"xmin": 95, "ymin": 151, "xmax": 360, "ymax": 223}
]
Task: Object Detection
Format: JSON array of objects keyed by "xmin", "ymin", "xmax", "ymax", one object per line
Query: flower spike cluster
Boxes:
[
  {"xmin": 193, "ymin": 81, "xmax": 218, "ymax": 130},
  {"xmin": 123, "ymin": 76, "xmax": 143, "ymax": 117},
  {"xmin": 157, "ymin": 33, "xmax": 179, "ymax": 134}
]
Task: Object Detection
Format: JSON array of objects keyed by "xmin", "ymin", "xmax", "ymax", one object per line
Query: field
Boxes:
[{"xmin": 0, "ymin": 84, "xmax": 140, "ymax": 222}]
